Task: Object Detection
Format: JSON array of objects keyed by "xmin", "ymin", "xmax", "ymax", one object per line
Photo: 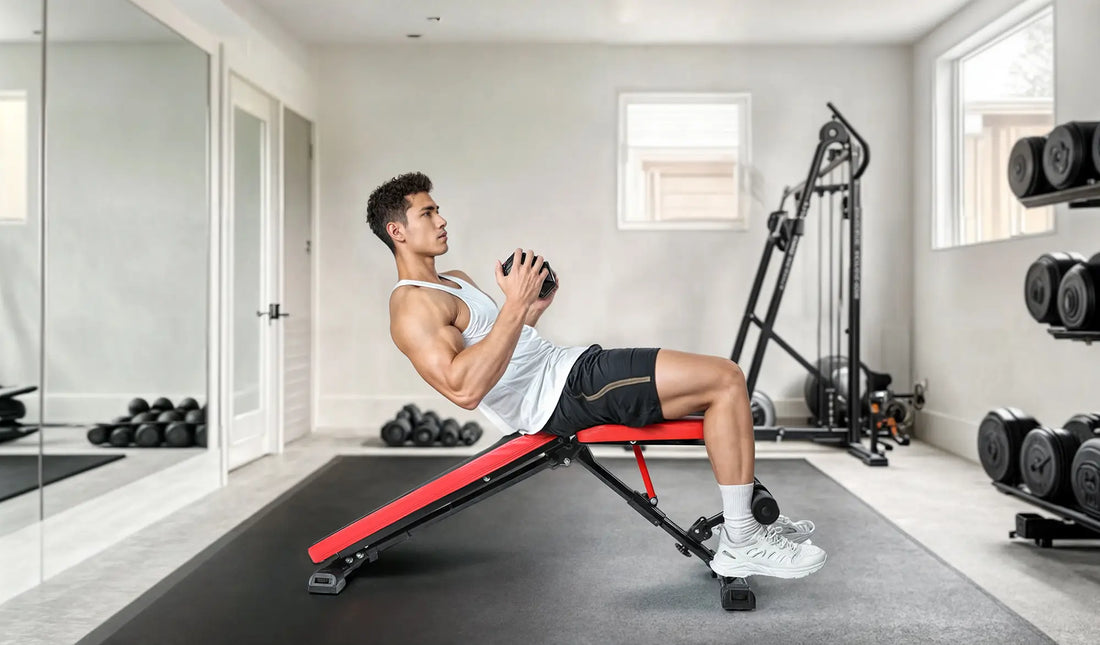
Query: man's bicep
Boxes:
[{"xmin": 392, "ymin": 310, "xmax": 467, "ymax": 399}]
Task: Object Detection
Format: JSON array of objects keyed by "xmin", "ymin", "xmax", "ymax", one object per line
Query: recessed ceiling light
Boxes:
[
  {"xmin": 427, "ymin": 16, "xmax": 441, "ymax": 22},
  {"xmin": 407, "ymin": 34, "xmax": 422, "ymax": 38}
]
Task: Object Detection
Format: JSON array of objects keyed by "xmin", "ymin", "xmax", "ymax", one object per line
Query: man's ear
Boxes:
[{"xmin": 387, "ymin": 221, "xmax": 405, "ymax": 244}]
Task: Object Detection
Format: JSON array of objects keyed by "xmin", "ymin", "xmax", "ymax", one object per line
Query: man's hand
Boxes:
[
  {"xmin": 525, "ymin": 274, "xmax": 557, "ymax": 327},
  {"xmin": 495, "ymin": 248, "xmax": 548, "ymax": 310}
]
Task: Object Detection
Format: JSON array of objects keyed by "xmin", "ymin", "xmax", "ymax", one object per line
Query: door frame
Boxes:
[{"xmin": 222, "ymin": 71, "xmax": 281, "ymax": 470}]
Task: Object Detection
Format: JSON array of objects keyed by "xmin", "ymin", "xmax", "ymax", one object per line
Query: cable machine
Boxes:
[{"xmin": 730, "ymin": 103, "xmax": 900, "ymax": 466}]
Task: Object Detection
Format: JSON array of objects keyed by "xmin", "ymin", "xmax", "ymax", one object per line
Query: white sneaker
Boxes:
[
  {"xmin": 710, "ymin": 525, "xmax": 827, "ymax": 579},
  {"xmin": 768, "ymin": 514, "xmax": 815, "ymax": 544}
]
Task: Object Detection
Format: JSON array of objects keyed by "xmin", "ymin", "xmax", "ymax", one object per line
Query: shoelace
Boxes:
[{"xmin": 762, "ymin": 528, "xmax": 799, "ymax": 552}]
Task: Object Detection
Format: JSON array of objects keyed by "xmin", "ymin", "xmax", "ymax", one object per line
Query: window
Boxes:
[
  {"xmin": 618, "ymin": 93, "xmax": 750, "ymax": 230},
  {"xmin": 0, "ymin": 91, "xmax": 28, "ymax": 223},
  {"xmin": 936, "ymin": 7, "xmax": 1054, "ymax": 249}
]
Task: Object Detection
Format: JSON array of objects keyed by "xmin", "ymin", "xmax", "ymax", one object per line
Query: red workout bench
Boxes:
[{"xmin": 306, "ymin": 419, "xmax": 774, "ymax": 610}]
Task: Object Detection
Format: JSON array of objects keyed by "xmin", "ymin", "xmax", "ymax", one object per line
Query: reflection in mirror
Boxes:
[
  {"xmin": 38, "ymin": 0, "xmax": 209, "ymax": 564},
  {"xmin": 0, "ymin": 0, "xmax": 44, "ymax": 603}
]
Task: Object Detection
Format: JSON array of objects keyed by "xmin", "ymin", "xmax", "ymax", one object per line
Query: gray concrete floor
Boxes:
[{"xmin": 0, "ymin": 431, "xmax": 1097, "ymax": 645}]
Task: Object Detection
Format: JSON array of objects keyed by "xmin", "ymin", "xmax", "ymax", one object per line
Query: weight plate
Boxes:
[
  {"xmin": 1071, "ymin": 438, "xmax": 1100, "ymax": 518},
  {"xmin": 1063, "ymin": 413, "xmax": 1100, "ymax": 445},
  {"xmin": 978, "ymin": 408, "xmax": 1024, "ymax": 484},
  {"xmin": 750, "ymin": 390, "xmax": 776, "ymax": 427},
  {"xmin": 1008, "ymin": 136, "xmax": 1050, "ymax": 198}
]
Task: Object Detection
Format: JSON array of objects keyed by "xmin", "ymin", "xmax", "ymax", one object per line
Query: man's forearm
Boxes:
[
  {"xmin": 451, "ymin": 299, "xmax": 529, "ymax": 407},
  {"xmin": 524, "ymin": 309, "xmax": 544, "ymax": 327}
]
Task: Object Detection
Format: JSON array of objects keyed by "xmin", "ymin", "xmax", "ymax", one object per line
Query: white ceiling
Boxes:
[{"xmin": 250, "ymin": 0, "xmax": 975, "ymax": 45}]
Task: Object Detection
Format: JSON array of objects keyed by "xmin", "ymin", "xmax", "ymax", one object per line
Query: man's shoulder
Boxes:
[{"xmin": 441, "ymin": 269, "xmax": 477, "ymax": 286}]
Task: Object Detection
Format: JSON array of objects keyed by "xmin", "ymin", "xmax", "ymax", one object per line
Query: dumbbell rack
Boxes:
[
  {"xmin": 1000, "ymin": 247, "xmax": 1100, "ymax": 544},
  {"xmin": 1019, "ymin": 180, "xmax": 1100, "ymax": 209},
  {"xmin": 1047, "ymin": 329, "xmax": 1100, "ymax": 344},
  {"xmin": 993, "ymin": 482, "xmax": 1100, "ymax": 547}
]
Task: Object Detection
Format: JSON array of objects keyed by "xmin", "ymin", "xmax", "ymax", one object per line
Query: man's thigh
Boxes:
[{"xmin": 540, "ymin": 345, "xmax": 666, "ymax": 436}]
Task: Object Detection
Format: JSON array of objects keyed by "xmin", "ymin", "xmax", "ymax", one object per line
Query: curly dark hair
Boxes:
[{"xmin": 366, "ymin": 172, "xmax": 434, "ymax": 255}]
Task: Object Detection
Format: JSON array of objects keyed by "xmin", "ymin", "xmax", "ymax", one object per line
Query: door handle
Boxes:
[{"xmin": 257, "ymin": 303, "xmax": 290, "ymax": 321}]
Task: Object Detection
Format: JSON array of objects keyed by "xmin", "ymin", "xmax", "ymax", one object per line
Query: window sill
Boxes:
[{"xmin": 617, "ymin": 220, "xmax": 748, "ymax": 232}]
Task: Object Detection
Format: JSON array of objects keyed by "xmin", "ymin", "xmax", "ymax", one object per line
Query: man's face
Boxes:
[{"xmin": 396, "ymin": 191, "xmax": 448, "ymax": 255}]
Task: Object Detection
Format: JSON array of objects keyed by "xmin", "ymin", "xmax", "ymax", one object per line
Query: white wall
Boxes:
[
  {"xmin": 314, "ymin": 43, "xmax": 914, "ymax": 431},
  {"xmin": 912, "ymin": 0, "xmax": 1100, "ymax": 460}
]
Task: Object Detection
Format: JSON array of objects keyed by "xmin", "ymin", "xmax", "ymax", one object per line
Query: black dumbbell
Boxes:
[
  {"xmin": 109, "ymin": 425, "xmax": 135, "ymax": 447},
  {"xmin": 402, "ymin": 403, "xmax": 423, "ymax": 426},
  {"xmin": 177, "ymin": 397, "xmax": 200, "ymax": 412},
  {"xmin": 1042, "ymin": 121, "xmax": 1100, "ymax": 189},
  {"xmin": 381, "ymin": 416, "xmax": 413, "ymax": 446},
  {"xmin": 439, "ymin": 419, "xmax": 462, "ymax": 447},
  {"xmin": 134, "ymin": 422, "xmax": 163, "ymax": 447},
  {"xmin": 151, "ymin": 397, "xmax": 174, "ymax": 413},
  {"xmin": 1057, "ymin": 253, "xmax": 1100, "ymax": 331},
  {"xmin": 412, "ymin": 413, "xmax": 442, "ymax": 446},
  {"xmin": 1008, "ymin": 136, "xmax": 1053, "ymax": 198},
  {"xmin": 165, "ymin": 422, "xmax": 194, "ymax": 447},
  {"xmin": 128, "ymin": 397, "xmax": 150, "ymax": 416},
  {"xmin": 87, "ymin": 423, "xmax": 114, "ymax": 445},
  {"xmin": 1024, "ymin": 252, "xmax": 1085, "ymax": 324},
  {"xmin": 1063, "ymin": 413, "xmax": 1100, "ymax": 445},
  {"xmin": 88, "ymin": 415, "xmax": 131, "ymax": 445},
  {"xmin": 184, "ymin": 409, "xmax": 205, "ymax": 425},
  {"xmin": 195, "ymin": 424, "xmax": 207, "ymax": 448},
  {"xmin": 751, "ymin": 477, "xmax": 780, "ymax": 525},
  {"xmin": 501, "ymin": 251, "xmax": 558, "ymax": 299},
  {"xmin": 459, "ymin": 421, "xmax": 483, "ymax": 446}
]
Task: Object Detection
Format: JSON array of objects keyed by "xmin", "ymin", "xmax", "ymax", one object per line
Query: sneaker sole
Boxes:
[{"xmin": 709, "ymin": 553, "xmax": 827, "ymax": 580}]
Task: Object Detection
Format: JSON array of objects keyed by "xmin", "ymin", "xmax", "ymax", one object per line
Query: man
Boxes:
[{"xmin": 367, "ymin": 172, "xmax": 826, "ymax": 580}]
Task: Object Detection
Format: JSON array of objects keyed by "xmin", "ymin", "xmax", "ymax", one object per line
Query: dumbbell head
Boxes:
[
  {"xmin": 134, "ymin": 423, "xmax": 163, "ymax": 447},
  {"xmin": 1064, "ymin": 413, "xmax": 1100, "ymax": 445},
  {"xmin": 412, "ymin": 415, "xmax": 442, "ymax": 446},
  {"xmin": 109, "ymin": 425, "xmax": 135, "ymax": 447},
  {"xmin": 127, "ymin": 397, "xmax": 150, "ymax": 417},
  {"xmin": 177, "ymin": 397, "xmax": 200, "ymax": 412},
  {"xmin": 87, "ymin": 423, "xmax": 113, "ymax": 445},
  {"xmin": 195, "ymin": 424, "xmax": 208, "ymax": 448},
  {"xmin": 184, "ymin": 409, "xmax": 205, "ymax": 425},
  {"xmin": 459, "ymin": 421, "xmax": 483, "ymax": 446},
  {"xmin": 132, "ymin": 411, "xmax": 158, "ymax": 425},
  {"xmin": 165, "ymin": 422, "xmax": 195, "ymax": 447},
  {"xmin": 1008, "ymin": 136, "xmax": 1052, "ymax": 198},
  {"xmin": 400, "ymin": 403, "xmax": 423, "ymax": 425},
  {"xmin": 1043, "ymin": 121, "xmax": 1100, "ymax": 189},
  {"xmin": 1057, "ymin": 253, "xmax": 1100, "ymax": 331},
  {"xmin": 439, "ymin": 419, "xmax": 461, "ymax": 447},
  {"xmin": 157, "ymin": 410, "xmax": 185, "ymax": 424},
  {"xmin": 151, "ymin": 397, "xmax": 174, "ymax": 413},
  {"xmin": 500, "ymin": 252, "xmax": 558, "ymax": 299},
  {"xmin": 381, "ymin": 417, "xmax": 413, "ymax": 447},
  {"xmin": 1024, "ymin": 252, "xmax": 1085, "ymax": 324}
]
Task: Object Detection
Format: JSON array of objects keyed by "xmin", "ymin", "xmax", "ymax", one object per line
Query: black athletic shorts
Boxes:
[{"xmin": 538, "ymin": 344, "xmax": 666, "ymax": 437}]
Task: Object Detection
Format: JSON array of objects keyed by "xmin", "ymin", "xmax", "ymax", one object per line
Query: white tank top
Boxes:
[{"xmin": 391, "ymin": 274, "xmax": 588, "ymax": 435}]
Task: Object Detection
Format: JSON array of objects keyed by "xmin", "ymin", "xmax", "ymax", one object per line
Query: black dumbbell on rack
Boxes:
[
  {"xmin": 380, "ymin": 404, "xmax": 423, "ymax": 446},
  {"xmin": 459, "ymin": 421, "xmax": 483, "ymax": 446},
  {"xmin": 89, "ymin": 396, "xmax": 206, "ymax": 448}
]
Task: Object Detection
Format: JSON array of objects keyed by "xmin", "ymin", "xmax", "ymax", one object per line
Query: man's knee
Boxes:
[{"xmin": 708, "ymin": 360, "xmax": 746, "ymax": 402}]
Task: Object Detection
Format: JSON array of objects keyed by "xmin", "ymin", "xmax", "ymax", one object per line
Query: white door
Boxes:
[
  {"xmin": 281, "ymin": 108, "xmax": 313, "ymax": 443},
  {"xmin": 227, "ymin": 75, "xmax": 279, "ymax": 469}
]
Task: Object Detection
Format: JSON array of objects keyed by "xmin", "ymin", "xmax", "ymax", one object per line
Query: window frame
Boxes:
[
  {"xmin": 933, "ymin": 3, "xmax": 1055, "ymax": 250},
  {"xmin": 0, "ymin": 90, "xmax": 29, "ymax": 225},
  {"xmin": 616, "ymin": 91, "xmax": 752, "ymax": 232}
]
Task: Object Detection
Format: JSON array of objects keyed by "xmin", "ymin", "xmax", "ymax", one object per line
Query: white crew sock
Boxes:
[{"xmin": 719, "ymin": 483, "xmax": 762, "ymax": 547}]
